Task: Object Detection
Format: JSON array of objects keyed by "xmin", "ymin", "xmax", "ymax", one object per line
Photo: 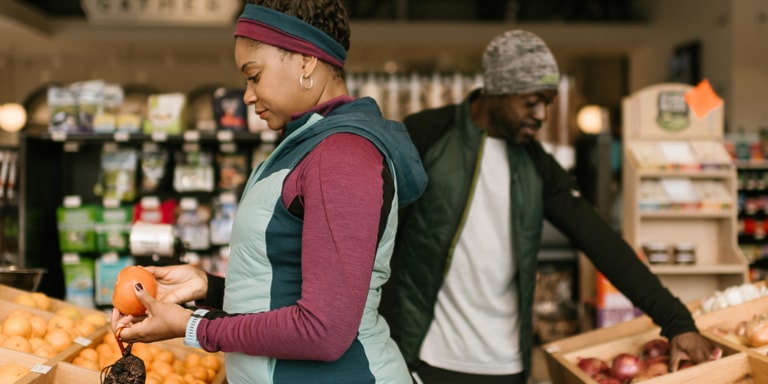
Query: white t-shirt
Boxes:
[{"xmin": 419, "ymin": 136, "xmax": 522, "ymax": 375}]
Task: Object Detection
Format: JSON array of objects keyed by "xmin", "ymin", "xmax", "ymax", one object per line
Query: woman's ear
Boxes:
[{"xmin": 301, "ymin": 55, "xmax": 319, "ymax": 76}]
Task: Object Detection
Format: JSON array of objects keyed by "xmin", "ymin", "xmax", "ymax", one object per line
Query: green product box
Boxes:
[
  {"xmin": 57, "ymin": 205, "xmax": 98, "ymax": 253},
  {"xmin": 95, "ymin": 254, "xmax": 134, "ymax": 306},
  {"xmin": 62, "ymin": 253, "xmax": 95, "ymax": 308},
  {"xmin": 143, "ymin": 93, "xmax": 186, "ymax": 135},
  {"xmin": 95, "ymin": 206, "xmax": 133, "ymax": 253}
]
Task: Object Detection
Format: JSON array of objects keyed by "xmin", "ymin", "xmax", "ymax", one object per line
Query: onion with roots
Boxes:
[
  {"xmin": 610, "ymin": 353, "xmax": 645, "ymax": 382},
  {"xmin": 577, "ymin": 357, "xmax": 609, "ymax": 377},
  {"xmin": 641, "ymin": 339, "xmax": 670, "ymax": 359}
]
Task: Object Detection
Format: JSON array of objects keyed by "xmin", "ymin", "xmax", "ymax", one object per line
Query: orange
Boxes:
[
  {"xmin": 1, "ymin": 335, "xmax": 32, "ymax": 353},
  {"xmin": 112, "ymin": 266, "xmax": 158, "ymax": 316},
  {"xmin": 30, "ymin": 292, "xmax": 51, "ymax": 310},
  {"xmin": 33, "ymin": 344, "xmax": 58, "ymax": 359},
  {"xmin": 44, "ymin": 328, "xmax": 72, "ymax": 352},
  {"xmin": 12, "ymin": 293, "xmax": 37, "ymax": 308},
  {"xmin": 82, "ymin": 312, "xmax": 108, "ymax": 327},
  {"xmin": 184, "ymin": 353, "xmax": 202, "ymax": 368},
  {"xmin": 47, "ymin": 315, "xmax": 75, "ymax": 333},
  {"xmin": 149, "ymin": 360, "xmax": 174, "ymax": 378},
  {"xmin": 78, "ymin": 347, "xmax": 99, "ymax": 362},
  {"xmin": 2, "ymin": 316, "xmax": 32, "ymax": 338},
  {"xmin": 6, "ymin": 308, "xmax": 32, "ymax": 319},
  {"xmin": 74, "ymin": 319, "xmax": 96, "ymax": 337},
  {"xmin": 28, "ymin": 316, "xmax": 47, "ymax": 338},
  {"xmin": 155, "ymin": 349, "xmax": 175, "ymax": 365},
  {"xmin": 131, "ymin": 342, "xmax": 154, "ymax": 365},
  {"xmin": 185, "ymin": 365, "xmax": 208, "ymax": 382},
  {"xmin": 201, "ymin": 355, "xmax": 221, "ymax": 372}
]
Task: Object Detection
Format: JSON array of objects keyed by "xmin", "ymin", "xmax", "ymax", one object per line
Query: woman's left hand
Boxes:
[{"xmin": 111, "ymin": 282, "xmax": 192, "ymax": 343}]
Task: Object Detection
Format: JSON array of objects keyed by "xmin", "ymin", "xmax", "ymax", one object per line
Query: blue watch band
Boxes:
[{"xmin": 184, "ymin": 308, "xmax": 210, "ymax": 349}]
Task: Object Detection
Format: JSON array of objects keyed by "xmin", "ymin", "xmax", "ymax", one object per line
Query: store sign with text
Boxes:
[{"xmin": 81, "ymin": 0, "xmax": 241, "ymax": 26}]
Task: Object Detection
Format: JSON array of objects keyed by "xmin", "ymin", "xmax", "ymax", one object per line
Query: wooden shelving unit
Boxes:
[{"xmin": 621, "ymin": 83, "xmax": 748, "ymax": 303}]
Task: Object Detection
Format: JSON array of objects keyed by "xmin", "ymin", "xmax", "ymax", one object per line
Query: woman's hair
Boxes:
[{"xmin": 247, "ymin": 0, "xmax": 351, "ymax": 51}]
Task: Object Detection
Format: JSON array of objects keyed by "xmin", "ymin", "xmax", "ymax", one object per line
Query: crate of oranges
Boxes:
[
  {"xmin": 0, "ymin": 299, "xmax": 108, "ymax": 366},
  {"xmin": 65, "ymin": 328, "xmax": 225, "ymax": 384}
]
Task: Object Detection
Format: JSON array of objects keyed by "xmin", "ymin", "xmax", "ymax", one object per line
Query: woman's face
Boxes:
[{"xmin": 234, "ymin": 37, "xmax": 311, "ymax": 131}]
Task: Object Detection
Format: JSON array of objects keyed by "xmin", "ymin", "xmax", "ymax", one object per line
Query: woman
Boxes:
[{"xmin": 112, "ymin": 1, "xmax": 427, "ymax": 383}]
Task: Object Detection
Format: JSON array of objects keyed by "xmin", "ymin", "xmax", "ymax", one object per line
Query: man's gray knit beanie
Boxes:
[{"xmin": 482, "ymin": 30, "xmax": 560, "ymax": 95}]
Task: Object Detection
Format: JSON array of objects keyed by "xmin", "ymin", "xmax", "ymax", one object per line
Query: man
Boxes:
[{"xmin": 386, "ymin": 30, "xmax": 715, "ymax": 384}]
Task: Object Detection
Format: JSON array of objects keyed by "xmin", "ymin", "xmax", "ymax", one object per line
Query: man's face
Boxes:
[{"xmin": 485, "ymin": 90, "xmax": 558, "ymax": 143}]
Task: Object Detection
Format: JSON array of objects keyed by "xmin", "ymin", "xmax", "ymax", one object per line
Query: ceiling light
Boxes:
[{"xmin": 0, "ymin": 103, "xmax": 28, "ymax": 132}]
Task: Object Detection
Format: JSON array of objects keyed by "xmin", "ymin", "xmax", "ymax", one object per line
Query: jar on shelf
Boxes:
[
  {"xmin": 642, "ymin": 242, "xmax": 670, "ymax": 264},
  {"xmin": 673, "ymin": 243, "xmax": 697, "ymax": 265}
]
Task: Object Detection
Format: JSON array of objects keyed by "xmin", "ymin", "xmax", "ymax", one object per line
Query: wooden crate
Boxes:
[
  {"xmin": 17, "ymin": 361, "xmax": 100, "ymax": 384},
  {"xmin": 0, "ymin": 284, "xmax": 106, "ymax": 318},
  {"xmin": 0, "ymin": 348, "xmax": 49, "ymax": 384},
  {"xmin": 544, "ymin": 285, "xmax": 768, "ymax": 383},
  {"xmin": 57, "ymin": 327, "xmax": 226, "ymax": 384}
]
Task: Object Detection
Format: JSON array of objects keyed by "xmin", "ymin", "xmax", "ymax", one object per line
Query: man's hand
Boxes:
[{"xmin": 668, "ymin": 331, "xmax": 717, "ymax": 372}]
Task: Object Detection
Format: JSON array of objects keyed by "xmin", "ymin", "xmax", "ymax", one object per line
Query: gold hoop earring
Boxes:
[{"xmin": 299, "ymin": 74, "xmax": 314, "ymax": 90}]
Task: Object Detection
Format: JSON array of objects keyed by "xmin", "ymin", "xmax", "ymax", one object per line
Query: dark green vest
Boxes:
[{"xmin": 392, "ymin": 99, "xmax": 543, "ymax": 379}]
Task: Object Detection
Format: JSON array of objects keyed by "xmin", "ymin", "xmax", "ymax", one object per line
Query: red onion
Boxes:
[
  {"xmin": 576, "ymin": 357, "xmax": 609, "ymax": 377},
  {"xmin": 641, "ymin": 338, "xmax": 670, "ymax": 359},
  {"xmin": 678, "ymin": 360, "xmax": 695, "ymax": 370},
  {"xmin": 643, "ymin": 355, "xmax": 669, "ymax": 366},
  {"xmin": 610, "ymin": 353, "xmax": 645, "ymax": 381}
]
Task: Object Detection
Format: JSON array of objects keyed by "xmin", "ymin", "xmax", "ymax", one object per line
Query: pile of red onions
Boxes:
[{"xmin": 575, "ymin": 338, "xmax": 724, "ymax": 382}]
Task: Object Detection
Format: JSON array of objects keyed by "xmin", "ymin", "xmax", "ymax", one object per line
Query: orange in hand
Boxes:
[{"xmin": 112, "ymin": 266, "xmax": 158, "ymax": 316}]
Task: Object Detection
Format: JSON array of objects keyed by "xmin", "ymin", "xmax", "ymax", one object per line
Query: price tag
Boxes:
[
  {"xmin": 102, "ymin": 197, "xmax": 120, "ymax": 208},
  {"xmin": 183, "ymin": 142, "xmax": 200, "ymax": 153},
  {"xmin": 217, "ymin": 130, "xmax": 234, "ymax": 142},
  {"xmin": 151, "ymin": 132, "xmax": 168, "ymax": 142},
  {"xmin": 63, "ymin": 195, "xmax": 82, "ymax": 208},
  {"xmin": 74, "ymin": 336, "xmax": 93, "ymax": 346},
  {"xmin": 220, "ymin": 142, "xmax": 237, "ymax": 153},
  {"xmin": 63, "ymin": 142, "xmax": 80, "ymax": 153},
  {"xmin": 51, "ymin": 131, "xmax": 67, "ymax": 141},
  {"xmin": 113, "ymin": 131, "xmax": 130, "ymax": 142},
  {"xmin": 31, "ymin": 364, "xmax": 52, "ymax": 374},
  {"xmin": 183, "ymin": 130, "xmax": 200, "ymax": 142},
  {"xmin": 143, "ymin": 141, "xmax": 160, "ymax": 153}
]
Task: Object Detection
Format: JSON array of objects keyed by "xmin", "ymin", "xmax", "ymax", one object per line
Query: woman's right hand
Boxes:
[{"xmin": 142, "ymin": 264, "xmax": 208, "ymax": 305}]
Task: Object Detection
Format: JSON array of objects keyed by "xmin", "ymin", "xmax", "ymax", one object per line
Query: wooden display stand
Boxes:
[
  {"xmin": 544, "ymin": 281, "xmax": 768, "ymax": 384},
  {"xmin": 620, "ymin": 82, "xmax": 748, "ymax": 304}
]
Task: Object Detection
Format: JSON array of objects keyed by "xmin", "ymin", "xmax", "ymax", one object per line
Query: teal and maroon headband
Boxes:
[{"xmin": 235, "ymin": 4, "xmax": 347, "ymax": 68}]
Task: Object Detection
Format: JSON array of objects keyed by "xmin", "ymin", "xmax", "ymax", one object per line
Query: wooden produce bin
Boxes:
[
  {"xmin": 0, "ymin": 348, "xmax": 49, "ymax": 384},
  {"xmin": 544, "ymin": 284, "xmax": 768, "ymax": 383},
  {"xmin": 55, "ymin": 327, "xmax": 226, "ymax": 384},
  {"xmin": 17, "ymin": 361, "xmax": 100, "ymax": 384},
  {"xmin": 0, "ymin": 284, "xmax": 106, "ymax": 318}
]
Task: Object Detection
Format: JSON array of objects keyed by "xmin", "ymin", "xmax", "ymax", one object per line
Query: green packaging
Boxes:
[
  {"xmin": 57, "ymin": 205, "xmax": 98, "ymax": 253},
  {"xmin": 62, "ymin": 253, "xmax": 95, "ymax": 308},
  {"xmin": 95, "ymin": 206, "xmax": 133, "ymax": 253}
]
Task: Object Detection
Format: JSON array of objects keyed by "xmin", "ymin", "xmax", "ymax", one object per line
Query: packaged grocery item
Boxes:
[
  {"xmin": 72, "ymin": 79, "xmax": 106, "ymax": 133},
  {"xmin": 212, "ymin": 88, "xmax": 247, "ymax": 131},
  {"xmin": 140, "ymin": 143, "xmax": 169, "ymax": 194},
  {"xmin": 174, "ymin": 150, "xmax": 214, "ymax": 192},
  {"xmin": 93, "ymin": 84, "xmax": 124, "ymax": 133},
  {"xmin": 210, "ymin": 192, "xmax": 237, "ymax": 245},
  {"xmin": 47, "ymin": 86, "xmax": 79, "ymax": 133},
  {"xmin": 176, "ymin": 198, "xmax": 211, "ymax": 251},
  {"xmin": 94, "ymin": 146, "xmax": 138, "ymax": 202},
  {"xmin": 216, "ymin": 152, "xmax": 248, "ymax": 192},
  {"xmin": 57, "ymin": 198, "xmax": 97, "ymax": 253},
  {"xmin": 95, "ymin": 204, "xmax": 133, "ymax": 253},
  {"xmin": 143, "ymin": 93, "xmax": 186, "ymax": 135},
  {"xmin": 62, "ymin": 253, "xmax": 95, "ymax": 308}
]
